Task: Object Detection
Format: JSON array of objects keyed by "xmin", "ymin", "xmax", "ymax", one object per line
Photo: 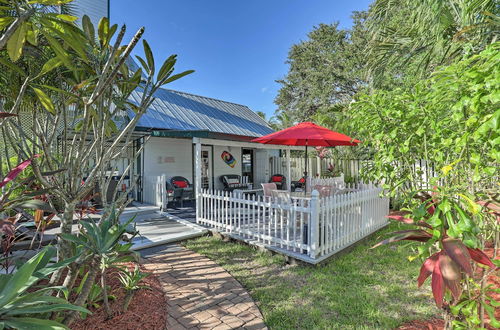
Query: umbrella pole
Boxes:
[{"xmin": 304, "ymin": 144, "xmax": 308, "ymax": 195}]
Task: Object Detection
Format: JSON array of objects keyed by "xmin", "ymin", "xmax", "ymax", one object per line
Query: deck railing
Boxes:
[{"xmin": 196, "ymin": 184, "xmax": 389, "ymax": 263}]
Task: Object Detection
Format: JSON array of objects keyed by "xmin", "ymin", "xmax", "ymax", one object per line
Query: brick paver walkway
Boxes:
[{"xmin": 143, "ymin": 246, "xmax": 267, "ymax": 330}]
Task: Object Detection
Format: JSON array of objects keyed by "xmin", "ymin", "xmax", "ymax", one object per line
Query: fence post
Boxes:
[
  {"xmin": 161, "ymin": 174, "xmax": 167, "ymax": 211},
  {"xmin": 193, "ymin": 138, "xmax": 202, "ymax": 224},
  {"xmin": 309, "ymin": 190, "xmax": 320, "ymax": 259}
]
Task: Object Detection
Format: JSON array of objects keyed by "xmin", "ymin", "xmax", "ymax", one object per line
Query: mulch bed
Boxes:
[
  {"xmin": 72, "ymin": 262, "xmax": 167, "ymax": 330},
  {"xmin": 398, "ymin": 244, "xmax": 499, "ymax": 330}
]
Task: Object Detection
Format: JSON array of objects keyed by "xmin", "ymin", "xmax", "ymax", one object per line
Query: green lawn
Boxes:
[{"xmin": 183, "ymin": 223, "xmax": 439, "ymax": 329}]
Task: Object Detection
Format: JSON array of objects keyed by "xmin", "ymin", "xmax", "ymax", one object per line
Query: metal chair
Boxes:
[
  {"xmin": 220, "ymin": 174, "xmax": 249, "ymax": 192},
  {"xmin": 169, "ymin": 176, "xmax": 194, "ymax": 207},
  {"xmin": 269, "ymin": 174, "xmax": 286, "ymax": 190}
]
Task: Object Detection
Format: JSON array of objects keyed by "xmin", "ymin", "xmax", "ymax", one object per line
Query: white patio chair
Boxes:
[
  {"xmin": 313, "ymin": 185, "xmax": 333, "ymax": 198},
  {"xmin": 261, "ymin": 183, "xmax": 277, "ymax": 202}
]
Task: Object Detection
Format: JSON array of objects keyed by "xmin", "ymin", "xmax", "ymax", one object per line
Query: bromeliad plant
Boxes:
[
  {"xmin": 118, "ymin": 265, "xmax": 150, "ymax": 312},
  {"xmin": 375, "ymin": 187, "xmax": 499, "ymax": 328}
]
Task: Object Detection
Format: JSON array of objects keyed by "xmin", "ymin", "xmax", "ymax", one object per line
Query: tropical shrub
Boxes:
[
  {"xmin": 351, "ymin": 43, "xmax": 500, "ymax": 328},
  {"xmin": 61, "ymin": 210, "xmax": 137, "ymax": 323},
  {"xmin": 0, "ymin": 247, "xmax": 89, "ymax": 329},
  {"xmin": 375, "ymin": 187, "xmax": 498, "ymax": 328},
  {"xmin": 349, "ymin": 42, "xmax": 499, "ymax": 202}
]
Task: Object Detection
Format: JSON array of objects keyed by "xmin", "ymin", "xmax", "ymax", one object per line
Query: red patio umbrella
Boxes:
[{"xmin": 251, "ymin": 122, "xmax": 360, "ymax": 191}]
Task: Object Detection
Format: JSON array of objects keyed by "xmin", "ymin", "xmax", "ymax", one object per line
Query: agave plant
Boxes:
[
  {"xmin": 61, "ymin": 210, "xmax": 137, "ymax": 323},
  {"xmin": 0, "ymin": 247, "xmax": 89, "ymax": 329},
  {"xmin": 374, "ymin": 188, "xmax": 498, "ymax": 328}
]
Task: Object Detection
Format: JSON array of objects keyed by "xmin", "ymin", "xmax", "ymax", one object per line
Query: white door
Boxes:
[
  {"xmin": 254, "ymin": 149, "xmax": 269, "ymax": 187},
  {"xmin": 201, "ymin": 146, "xmax": 212, "ymax": 190}
]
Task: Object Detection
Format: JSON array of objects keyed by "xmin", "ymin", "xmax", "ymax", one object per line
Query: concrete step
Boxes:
[{"xmin": 130, "ymin": 216, "xmax": 208, "ymax": 251}]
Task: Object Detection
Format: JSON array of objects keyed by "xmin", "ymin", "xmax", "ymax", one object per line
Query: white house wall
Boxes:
[
  {"xmin": 143, "ymin": 137, "xmax": 193, "ymax": 182},
  {"xmin": 142, "ymin": 136, "xmax": 280, "ymax": 196}
]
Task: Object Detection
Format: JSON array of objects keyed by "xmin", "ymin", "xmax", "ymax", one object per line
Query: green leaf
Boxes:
[
  {"xmin": 42, "ymin": 31, "xmax": 74, "ymax": 70},
  {"xmin": 157, "ymin": 54, "xmax": 176, "ymax": 82},
  {"xmin": 438, "ymin": 199, "xmax": 451, "ymax": 214},
  {"xmin": 159, "ymin": 69, "xmax": 194, "ymax": 86},
  {"xmin": 0, "ymin": 56, "xmax": 26, "ymax": 76},
  {"xmin": 8, "ymin": 303, "xmax": 89, "ymax": 315},
  {"xmin": 42, "ymin": 19, "xmax": 88, "ymax": 62},
  {"xmin": 55, "ymin": 14, "xmax": 77, "ymax": 22},
  {"xmin": 7, "ymin": 22, "xmax": 27, "ymax": 62},
  {"xmin": 142, "ymin": 40, "xmax": 154, "ymax": 74},
  {"xmin": 3, "ymin": 317, "xmax": 68, "ymax": 330},
  {"xmin": 32, "ymin": 88, "xmax": 56, "ymax": 114},
  {"xmin": 484, "ymin": 304, "xmax": 500, "ymax": 328},
  {"xmin": 37, "ymin": 57, "xmax": 62, "ymax": 77},
  {"xmin": 16, "ymin": 199, "xmax": 55, "ymax": 212},
  {"xmin": 0, "ymin": 17, "xmax": 14, "ymax": 30},
  {"xmin": 135, "ymin": 55, "xmax": 149, "ymax": 73},
  {"xmin": 0, "ymin": 250, "xmax": 45, "ymax": 308},
  {"xmin": 82, "ymin": 15, "xmax": 95, "ymax": 43},
  {"xmin": 97, "ymin": 16, "xmax": 109, "ymax": 47},
  {"xmin": 25, "ymin": 23, "xmax": 37, "ymax": 46}
]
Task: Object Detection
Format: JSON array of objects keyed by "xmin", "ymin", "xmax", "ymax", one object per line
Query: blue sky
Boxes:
[{"xmin": 111, "ymin": 0, "xmax": 372, "ymax": 118}]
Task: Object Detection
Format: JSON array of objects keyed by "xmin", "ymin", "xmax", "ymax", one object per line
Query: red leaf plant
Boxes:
[
  {"xmin": 0, "ymin": 154, "xmax": 41, "ymax": 189},
  {"xmin": 374, "ymin": 194, "xmax": 497, "ymax": 308}
]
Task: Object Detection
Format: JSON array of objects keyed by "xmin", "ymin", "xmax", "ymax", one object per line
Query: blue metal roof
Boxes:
[{"xmin": 128, "ymin": 88, "xmax": 274, "ymax": 138}]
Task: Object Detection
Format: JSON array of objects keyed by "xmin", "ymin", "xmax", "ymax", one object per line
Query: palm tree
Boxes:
[
  {"xmin": 366, "ymin": 0, "xmax": 499, "ymax": 84},
  {"xmin": 269, "ymin": 110, "xmax": 294, "ymax": 130}
]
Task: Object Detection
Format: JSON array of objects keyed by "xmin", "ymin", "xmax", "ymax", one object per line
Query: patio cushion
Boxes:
[
  {"xmin": 271, "ymin": 175, "xmax": 283, "ymax": 182},
  {"xmin": 173, "ymin": 180, "xmax": 188, "ymax": 188},
  {"xmin": 298, "ymin": 177, "xmax": 306, "ymax": 183},
  {"xmin": 227, "ymin": 178, "xmax": 240, "ymax": 185}
]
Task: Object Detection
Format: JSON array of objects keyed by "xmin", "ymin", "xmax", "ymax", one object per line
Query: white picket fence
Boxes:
[
  {"xmin": 196, "ymin": 183, "xmax": 389, "ymax": 263},
  {"xmin": 142, "ymin": 174, "xmax": 167, "ymax": 210}
]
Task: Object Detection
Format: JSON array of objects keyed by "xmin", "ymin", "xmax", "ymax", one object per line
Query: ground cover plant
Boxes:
[{"xmin": 184, "ymin": 223, "xmax": 438, "ymax": 330}]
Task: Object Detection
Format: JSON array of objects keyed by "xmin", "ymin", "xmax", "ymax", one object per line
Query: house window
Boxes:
[{"xmin": 242, "ymin": 149, "xmax": 254, "ymax": 183}]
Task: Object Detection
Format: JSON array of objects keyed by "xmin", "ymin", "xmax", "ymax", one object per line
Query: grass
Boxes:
[{"xmin": 183, "ymin": 223, "xmax": 439, "ymax": 329}]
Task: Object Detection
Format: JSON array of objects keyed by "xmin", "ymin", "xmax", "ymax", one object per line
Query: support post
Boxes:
[
  {"xmin": 286, "ymin": 149, "xmax": 291, "ymax": 191},
  {"xmin": 309, "ymin": 190, "xmax": 320, "ymax": 259},
  {"xmin": 317, "ymin": 155, "xmax": 321, "ymax": 179},
  {"xmin": 161, "ymin": 174, "xmax": 167, "ymax": 211},
  {"xmin": 194, "ymin": 138, "xmax": 202, "ymax": 223}
]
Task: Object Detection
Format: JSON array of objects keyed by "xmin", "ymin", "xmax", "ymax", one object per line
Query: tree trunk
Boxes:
[
  {"xmin": 63, "ymin": 259, "xmax": 99, "ymax": 326},
  {"xmin": 60, "ymin": 263, "xmax": 80, "ymax": 295},
  {"xmin": 59, "ymin": 201, "xmax": 76, "ymax": 259},
  {"xmin": 49, "ymin": 201, "xmax": 77, "ymax": 285},
  {"xmin": 101, "ymin": 268, "xmax": 112, "ymax": 319}
]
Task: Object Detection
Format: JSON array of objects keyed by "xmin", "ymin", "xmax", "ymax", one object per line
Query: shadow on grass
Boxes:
[{"xmin": 184, "ymin": 223, "xmax": 439, "ymax": 329}]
